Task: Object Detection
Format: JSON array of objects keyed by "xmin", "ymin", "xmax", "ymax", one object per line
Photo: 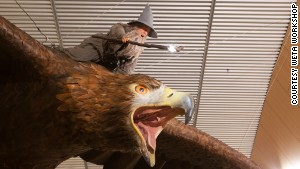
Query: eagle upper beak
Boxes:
[
  {"xmin": 163, "ymin": 88, "xmax": 195, "ymax": 124},
  {"xmin": 183, "ymin": 94, "xmax": 194, "ymax": 124},
  {"xmin": 131, "ymin": 87, "xmax": 194, "ymax": 167}
]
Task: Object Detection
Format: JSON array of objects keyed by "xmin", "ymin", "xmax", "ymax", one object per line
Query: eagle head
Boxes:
[
  {"xmin": 125, "ymin": 74, "xmax": 194, "ymax": 166},
  {"xmin": 58, "ymin": 68, "xmax": 194, "ymax": 167}
]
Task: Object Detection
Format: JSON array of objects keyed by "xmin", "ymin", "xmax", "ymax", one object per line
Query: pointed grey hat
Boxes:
[{"xmin": 129, "ymin": 4, "xmax": 157, "ymax": 38}]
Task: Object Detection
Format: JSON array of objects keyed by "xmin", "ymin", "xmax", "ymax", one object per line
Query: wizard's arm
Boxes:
[
  {"xmin": 108, "ymin": 23, "xmax": 126, "ymax": 39},
  {"xmin": 106, "ymin": 23, "xmax": 143, "ymax": 59},
  {"xmin": 108, "ymin": 23, "xmax": 139, "ymax": 41},
  {"xmin": 105, "ymin": 23, "xmax": 128, "ymax": 56}
]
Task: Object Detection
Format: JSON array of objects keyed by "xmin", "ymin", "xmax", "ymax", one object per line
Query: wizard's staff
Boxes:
[{"xmin": 92, "ymin": 34, "xmax": 184, "ymax": 53}]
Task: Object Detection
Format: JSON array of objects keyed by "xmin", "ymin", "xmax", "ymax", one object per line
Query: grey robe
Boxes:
[{"xmin": 64, "ymin": 23, "xmax": 146, "ymax": 74}]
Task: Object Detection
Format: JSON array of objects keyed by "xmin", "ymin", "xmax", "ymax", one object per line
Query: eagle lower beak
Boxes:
[{"xmin": 131, "ymin": 87, "xmax": 194, "ymax": 167}]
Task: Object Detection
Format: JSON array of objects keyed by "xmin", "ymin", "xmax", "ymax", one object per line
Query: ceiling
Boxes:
[{"xmin": 0, "ymin": 0, "xmax": 295, "ymax": 168}]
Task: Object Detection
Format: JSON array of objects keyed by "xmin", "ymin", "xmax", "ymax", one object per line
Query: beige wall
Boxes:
[{"xmin": 251, "ymin": 19, "xmax": 300, "ymax": 169}]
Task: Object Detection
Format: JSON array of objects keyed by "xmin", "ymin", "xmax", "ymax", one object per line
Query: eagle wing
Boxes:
[
  {"xmin": 0, "ymin": 15, "xmax": 112, "ymax": 168},
  {"xmin": 80, "ymin": 118, "xmax": 260, "ymax": 169}
]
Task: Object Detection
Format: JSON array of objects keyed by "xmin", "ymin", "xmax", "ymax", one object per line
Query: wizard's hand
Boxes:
[{"xmin": 121, "ymin": 36, "xmax": 130, "ymax": 43}]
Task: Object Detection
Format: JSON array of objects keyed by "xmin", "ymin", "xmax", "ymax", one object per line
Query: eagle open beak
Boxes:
[{"xmin": 130, "ymin": 88, "xmax": 194, "ymax": 166}]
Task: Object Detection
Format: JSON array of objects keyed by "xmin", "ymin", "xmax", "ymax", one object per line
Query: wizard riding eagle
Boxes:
[{"xmin": 0, "ymin": 16, "xmax": 260, "ymax": 169}]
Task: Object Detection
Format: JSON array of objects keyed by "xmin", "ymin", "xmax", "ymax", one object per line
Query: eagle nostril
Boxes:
[{"xmin": 168, "ymin": 93, "xmax": 173, "ymax": 98}]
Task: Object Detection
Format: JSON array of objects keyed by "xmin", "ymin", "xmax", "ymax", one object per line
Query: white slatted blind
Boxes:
[
  {"xmin": 0, "ymin": 0, "xmax": 60, "ymax": 46},
  {"xmin": 197, "ymin": 0, "xmax": 294, "ymax": 157},
  {"xmin": 57, "ymin": 157, "xmax": 103, "ymax": 169},
  {"xmin": 0, "ymin": 0, "xmax": 295, "ymax": 168}
]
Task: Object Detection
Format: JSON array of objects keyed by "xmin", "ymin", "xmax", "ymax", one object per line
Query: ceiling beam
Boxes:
[
  {"xmin": 193, "ymin": 0, "xmax": 216, "ymax": 127},
  {"xmin": 50, "ymin": 0, "xmax": 63, "ymax": 48}
]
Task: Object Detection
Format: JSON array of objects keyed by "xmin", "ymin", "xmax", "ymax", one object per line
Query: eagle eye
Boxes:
[{"xmin": 135, "ymin": 85, "xmax": 148, "ymax": 95}]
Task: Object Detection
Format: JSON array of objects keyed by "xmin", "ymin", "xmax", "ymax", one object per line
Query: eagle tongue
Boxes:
[{"xmin": 137, "ymin": 121, "xmax": 163, "ymax": 152}]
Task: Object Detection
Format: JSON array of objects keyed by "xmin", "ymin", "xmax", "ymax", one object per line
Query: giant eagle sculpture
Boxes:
[{"xmin": 0, "ymin": 16, "xmax": 260, "ymax": 169}]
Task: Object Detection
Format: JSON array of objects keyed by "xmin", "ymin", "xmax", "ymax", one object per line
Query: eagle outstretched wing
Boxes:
[
  {"xmin": 0, "ymin": 16, "xmax": 260, "ymax": 169},
  {"xmin": 80, "ymin": 119, "xmax": 260, "ymax": 169}
]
